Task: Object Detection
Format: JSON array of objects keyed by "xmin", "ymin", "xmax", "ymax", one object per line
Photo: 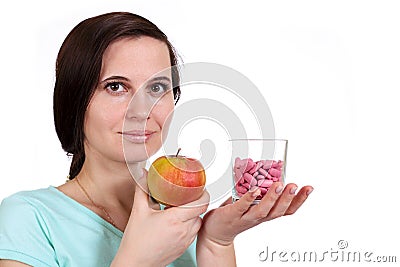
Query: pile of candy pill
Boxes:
[{"xmin": 233, "ymin": 157, "xmax": 284, "ymax": 199}]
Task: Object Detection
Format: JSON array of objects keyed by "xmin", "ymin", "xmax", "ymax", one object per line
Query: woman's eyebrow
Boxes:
[
  {"xmin": 100, "ymin": 75, "xmax": 171, "ymax": 85},
  {"xmin": 100, "ymin": 75, "xmax": 130, "ymax": 83},
  {"xmin": 148, "ymin": 76, "xmax": 171, "ymax": 83}
]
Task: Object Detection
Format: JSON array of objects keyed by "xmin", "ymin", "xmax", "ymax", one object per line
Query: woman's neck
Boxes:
[{"xmin": 77, "ymin": 153, "xmax": 147, "ymax": 220}]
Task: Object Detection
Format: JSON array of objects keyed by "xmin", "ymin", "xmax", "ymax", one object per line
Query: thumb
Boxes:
[
  {"xmin": 133, "ymin": 168, "xmax": 151, "ymax": 211},
  {"xmin": 219, "ymin": 196, "xmax": 233, "ymax": 207},
  {"xmin": 234, "ymin": 186, "xmax": 261, "ymax": 214}
]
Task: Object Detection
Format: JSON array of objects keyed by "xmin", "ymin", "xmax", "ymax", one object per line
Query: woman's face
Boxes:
[{"xmin": 84, "ymin": 36, "xmax": 175, "ymax": 164}]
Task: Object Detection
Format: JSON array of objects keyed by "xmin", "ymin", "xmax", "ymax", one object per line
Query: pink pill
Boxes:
[
  {"xmin": 271, "ymin": 161, "xmax": 280, "ymax": 168},
  {"xmin": 234, "ymin": 172, "xmax": 242, "ymax": 180},
  {"xmin": 272, "ymin": 177, "xmax": 279, "ymax": 182},
  {"xmin": 249, "ymin": 161, "xmax": 263, "ymax": 174},
  {"xmin": 258, "ymin": 179, "xmax": 273, "ymax": 188},
  {"xmin": 261, "ymin": 160, "xmax": 274, "ymax": 169},
  {"xmin": 234, "ymin": 171, "xmax": 244, "ymax": 184},
  {"xmin": 252, "ymin": 171, "xmax": 259, "ymax": 177},
  {"xmin": 258, "ymin": 168, "xmax": 268, "ymax": 176},
  {"xmin": 278, "ymin": 160, "xmax": 284, "ymax": 168},
  {"xmin": 260, "ymin": 187, "xmax": 269, "ymax": 194},
  {"xmin": 239, "ymin": 165, "xmax": 247, "ymax": 174},
  {"xmin": 234, "ymin": 168, "xmax": 242, "ymax": 177},
  {"xmin": 244, "ymin": 159, "xmax": 255, "ymax": 172},
  {"xmin": 243, "ymin": 173, "xmax": 254, "ymax": 184},
  {"xmin": 237, "ymin": 176, "xmax": 244, "ymax": 185},
  {"xmin": 234, "ymin": 172, "xmax": 243, "ymax": 184},
  {"xmin": 243, "ymin": 173, "xmax": 257, "ymax": 187},
  {"xmin": 235, "ymin": 159, "xmax": 248, "ymax": 174},
  {"xmin": 250, "ymin": 178, "xmax": 257, "ymax": 187},
  {"xmin": 268, "ymin": 168, "xmax": 281, "ymax": 178},
  {"xmin": 236, "ymin": 185, "xmax": 248, "ymax": 194},
  {"xmin": 256, "ymin": 174, "xmax": 265, "ymax": 180},
  {"xmin": 242, "ymin": 182, "xmax": 251, "ymax": 189},
  {"xmin": 234, "ymin": 157, "xmax": 241, "ymax": 168},
  {"xmin": 265, "ymin": 173, "xmax": 274, "ymax": 180}
]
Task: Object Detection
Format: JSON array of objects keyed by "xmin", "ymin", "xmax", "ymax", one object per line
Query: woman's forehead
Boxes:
[{"xmin": 100, "ymin": 37, "xmax": 172, "ymax": 84}]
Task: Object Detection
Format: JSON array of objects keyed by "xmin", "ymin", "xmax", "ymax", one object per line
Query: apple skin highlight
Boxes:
[{"xmin": 147, "ymin": 155, "xmax": 206, "ymax": 206}]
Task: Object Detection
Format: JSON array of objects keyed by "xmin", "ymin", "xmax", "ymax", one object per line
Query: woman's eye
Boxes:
[
  {"xmin": 150, "ymin": 82, "xmax": 169, "ymax": 94},
  {"xmin": 106, "ymin": 82, "xmax": 125, "ymax": 93}
]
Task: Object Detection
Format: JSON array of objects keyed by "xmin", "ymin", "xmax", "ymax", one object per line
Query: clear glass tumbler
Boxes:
[{"xmin": 230, "ymin": 139, "xmax": 288, "ymax": 204}]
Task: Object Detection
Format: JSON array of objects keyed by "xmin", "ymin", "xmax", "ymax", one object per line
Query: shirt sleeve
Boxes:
[{"xmin": 0, "ymin": 194, "xmax": 58, "ymax": 267}]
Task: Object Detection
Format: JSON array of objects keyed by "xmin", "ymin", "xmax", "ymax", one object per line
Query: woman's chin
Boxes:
[
  {"xmin": 122, "ymin": 136, "xmax": 162, "ymax": 162},
  {"xmin": 123, "ymin": 147, "xmax": 158, "ymax": 163}
]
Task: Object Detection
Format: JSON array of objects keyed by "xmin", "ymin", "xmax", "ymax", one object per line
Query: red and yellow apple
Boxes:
[{"xmin": 147, "ymin": 149, "xmax": 206, "ymax": 206}]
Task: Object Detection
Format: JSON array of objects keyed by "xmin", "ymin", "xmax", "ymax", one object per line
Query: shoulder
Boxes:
[
  {"xmin": 0, "ymin": 187, "xmax": 55, "ymax": 231},
  {"xmin": 0, "ymin": 187, "xmax": 57, "ymax": 214},
  {"xmin": 0, "ymin": 188, "xmax": 59, "ymax": 266}
]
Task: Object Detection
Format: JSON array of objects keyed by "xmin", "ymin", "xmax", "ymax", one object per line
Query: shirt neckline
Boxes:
[{"xmin": 48, "ymin": 185, "xmax": 124, "ymax": 237}]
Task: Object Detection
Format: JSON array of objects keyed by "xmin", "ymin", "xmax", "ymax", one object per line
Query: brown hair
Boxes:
[{"xmin": 53, "ymin": 12, "xmax": 181, "ymax": 179}]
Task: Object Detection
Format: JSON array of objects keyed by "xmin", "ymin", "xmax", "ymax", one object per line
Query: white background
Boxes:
[{"xmin": 1, "ymin": 1, "xmax": 399, "ymax": 266}]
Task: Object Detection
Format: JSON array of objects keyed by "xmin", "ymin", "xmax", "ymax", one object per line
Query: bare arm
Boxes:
[
  {"xmin": 196, "ymin": 232, "xmax": 236, "ymax": 267},
  {"xmin": 0, "ymin": 260, "xmax": 31, "ymax": 267},
  {"xmin": 196, "ymin": 182, "xmax": 313, "ymax": 266}
]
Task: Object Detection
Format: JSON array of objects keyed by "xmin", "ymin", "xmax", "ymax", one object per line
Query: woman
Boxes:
[{"xmin": 0, "ymin": 12, "xmax": 313, "ymax": 266}]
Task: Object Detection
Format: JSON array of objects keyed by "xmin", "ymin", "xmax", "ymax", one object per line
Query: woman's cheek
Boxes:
[
  {"xmin": 99, "ymin": 100, "xmax": 130, "ymax": 130},
  {"xmin": 154, "ymin": 104, "xmax": 174, "ymax": 143}
]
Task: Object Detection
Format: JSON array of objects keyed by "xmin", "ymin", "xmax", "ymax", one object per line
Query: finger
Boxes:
[
  {"xmin": 264, "ymin": 183, "xmax": 298, "ymax": 221},
  {"xmin": 185, "ymin": 217, "xmax": 202, "ymax": 246},
  {"xmin": 149, "ymin": 195, "xmax": 161, "ymax": 210},
  {"xmin": 188, "ymin": 216, "xmax": 202, "ymax": 236},
  {"xmin": 220, "ymin": 196, "xmax": 233, "ymax": 207},
  {"xmin": 180, "ymin": 189, "xmax": 210, "ymax": 209},
  {"xmin": 284, "ymin": 186, "xmax": 313, "ymax": 215},
  {"xmin": 169, "ymin": 190, "xmax": 210, "ymax": 222},
  {"xmin": 243, "ymin": 182, "xmax": 284, "ymax": 221},
  {"xmin": 136, "ymin": 168, "xmax": 161, "ymax": 210},
  {"xmin": 232, "ymin": 187, "xmax": 261, "ymax": 215},
  {"xmin": 132, "ymin": 168, "xmax": 151, "ymax": 212}
]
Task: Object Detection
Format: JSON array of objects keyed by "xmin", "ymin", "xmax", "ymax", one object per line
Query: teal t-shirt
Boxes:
[{"xmin": 0, "ymin": 186, "xmax": 197, "ymax": 267}]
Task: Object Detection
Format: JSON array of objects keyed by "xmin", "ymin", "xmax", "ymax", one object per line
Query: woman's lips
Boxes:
[{"xmin": 120, "ymin": 130, "xmax": 156, "ymax": 143}]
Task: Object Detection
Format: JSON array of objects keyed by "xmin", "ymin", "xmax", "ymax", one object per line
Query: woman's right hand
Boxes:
[{"xmin": 111, "ymin": 169, "xmax": 209, "ymax": 267}]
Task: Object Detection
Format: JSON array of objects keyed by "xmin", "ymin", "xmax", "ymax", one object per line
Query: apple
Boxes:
[{"xmin": 147, "ymin": 148, "xmax": 206, "ymax": 206}]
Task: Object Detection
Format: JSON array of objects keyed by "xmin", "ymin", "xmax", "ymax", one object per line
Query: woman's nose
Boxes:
[{"xmin": 125, "ymin": 90, "xmax": 152, "ymax": 121}]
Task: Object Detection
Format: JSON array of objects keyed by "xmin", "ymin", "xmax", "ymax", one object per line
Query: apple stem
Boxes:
[{"xmin": 176, "ymin": 148, "xmax": 181, "ymax": 157}]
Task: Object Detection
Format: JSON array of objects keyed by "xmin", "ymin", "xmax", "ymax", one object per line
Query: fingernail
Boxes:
[
  {"xmin": 252, "ymin": 188, "xmax": 261, "ymax": 197},
  {"xmin": 290, "ymin": 186, "xmax": 298, "ymax": 195},
  {"xmin": 249, "ymin": 186, "xmax": 258, "ymax": 192},
  {"xmin": 306, "ymin": 188, "xmax": 314, "ymax": 196},
  {"xmin": 275, "ymin": 185, "xmax": 284, "ymax": 194}
]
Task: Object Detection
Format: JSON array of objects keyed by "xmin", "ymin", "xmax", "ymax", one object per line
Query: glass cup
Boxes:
[{"xmin": 230, "ymin": 139, "xmax": 288, "ymax": 204}]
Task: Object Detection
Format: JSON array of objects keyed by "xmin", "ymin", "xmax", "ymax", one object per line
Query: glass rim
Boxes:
[{"xmin": 228, "ymin": 138, "xmax": 288, "ymax": 142}]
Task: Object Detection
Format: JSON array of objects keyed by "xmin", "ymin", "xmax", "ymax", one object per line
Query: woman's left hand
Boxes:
[{"xmin": 198, "ymin": 182, "xmax": 313, "ymax": 246}]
